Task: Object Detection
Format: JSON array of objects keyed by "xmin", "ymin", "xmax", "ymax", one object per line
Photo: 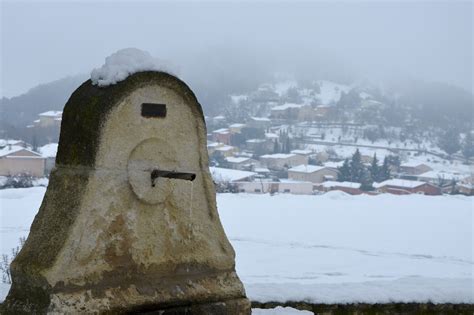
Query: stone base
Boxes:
[{"xmin": 134, "ymin": 298, "xmax": 251, "ymax": 315}]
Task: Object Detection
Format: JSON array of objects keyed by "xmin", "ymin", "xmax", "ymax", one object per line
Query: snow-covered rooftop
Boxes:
[
  {"xmin": 288, "ymin": 164, "xmax": 325, "ymax": 173},
  {"xmin": 418, "ymin": 171, "xmax": 469, "ymax": 181},
  {"xmin": 90, "ymin": 48, "xmax": 173, "ymax": 87},
  {"xmin": 0, "ymin": 146, "xmax": 41, "ymax": 158},
  {"xmin": 39, "ymin": 111, "xmax": 62, "ymax": 117},
  {"xmin": 212, "ymin": 128, "xmax": 230, "ymax": 134},
  {"xmin": 209, "ymin": 167, "xmax": 256, "ymax": 182},
  {"xmin": 324, "ymin": 161, "xmax": 345, "ymax": 169},
  {"xmin": 271, "ymin": 103, "xmax": 304, "ymax": 111},
  {"xmin": 320, "ymin": 181, "xmax": 361, "ymax": 189},
  {"xmin": 246, "ymin": 139, "xmax": 266, "ymax": 144},
  {"xmin": 215, "ymin": 145, "xmax": 234, "ymax": 152},
  {"xmin": 290, "ymin": 149, "xmax": 312, "ymax": 155},
  {"xmin": 374, "ymin": 179, "xmax": 426, "ymax": 189},
  {"xmin": 229, "ymin": 123, "xmax": 246, "ymax": 128},
  {"xmin": 260, "ymin": 153, "xmax": 296, "ymax": 159},
  {"xmin": 226, "ymin": 157, "xmax": 251, "ymax": 164},
  {"xmin": 250, "ymin": 117, "xmax": 271, "ymax": 122}
]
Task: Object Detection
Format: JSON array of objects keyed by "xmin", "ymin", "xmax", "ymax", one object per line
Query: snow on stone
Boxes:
[
  {"xmin": 0, "ymin": 188, "xmax": 472, "ymax": 304},
  {"xmin": 90, "ymin": 48, "xmax": 173, "ymax": 87},
  {"xmin": 38, "ymin": 143, "xmax": 58, "ymax": 158}
]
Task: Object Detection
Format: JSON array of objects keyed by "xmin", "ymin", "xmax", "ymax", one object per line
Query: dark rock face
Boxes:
[{"xmin": 2, "ymin": 71, "xmax": 250, "ymax": 314}]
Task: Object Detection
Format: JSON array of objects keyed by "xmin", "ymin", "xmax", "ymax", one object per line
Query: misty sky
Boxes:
[{"xmin": 1, "ymin": 1, "xmax": 472, "ymax": 98}]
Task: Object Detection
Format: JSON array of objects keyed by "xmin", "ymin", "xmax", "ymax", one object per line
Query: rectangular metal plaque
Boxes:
[{"xmin": 141, "ymin": 103, "xmax": 167, "ymax": 118}]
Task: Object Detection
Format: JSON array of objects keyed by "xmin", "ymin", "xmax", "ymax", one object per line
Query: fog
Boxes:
[{"xmin": 1, "ymin": 1, "xmax": 472, "ymax": 97}]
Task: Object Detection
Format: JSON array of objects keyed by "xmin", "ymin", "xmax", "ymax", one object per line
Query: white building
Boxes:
[
  {"xmin": 260, "ymin": 153, "xmax": 308, "ymax": 170},
  {"xmin": 288, "ymin": 164, "xmax": 339, "ymax": 183},
  {"xmin": 234, "ymin": 179, "xmax": 313, "ymax": 195}
]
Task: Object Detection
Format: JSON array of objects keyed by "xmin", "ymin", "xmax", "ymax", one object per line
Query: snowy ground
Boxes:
[{"xmin": 0, "ymin": 188, "xmax": 472, "ymax": 305}]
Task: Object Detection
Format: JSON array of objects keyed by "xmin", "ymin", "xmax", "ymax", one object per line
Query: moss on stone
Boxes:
[{"xmin": 56, "ymin": 71, "xmax": 205, "ymax": 167}]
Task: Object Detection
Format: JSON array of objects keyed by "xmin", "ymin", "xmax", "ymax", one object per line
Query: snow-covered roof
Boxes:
[
  {"xmin": 229, "ymin": 123, "xmax": 246, "ymax": 128},
  {"xmin": 288, "ymin": 164, "xmax": 326, "ymax": 173},
  {"xmin": 207, "ymin": 142, "xmax": 221, "ymax": 148},
  {"xmin": 213, "ymin": 115, "xmax": 225, "ymax": 120},
  {"xmin": 290, "ymin": 149, "xmax": 312, "ymax": 155},
  {"xmin": 418, "ymin": 171, "xmax": 469, "ymax": 181},
  {"xmin": 215, "ymin": 145, "xmax": 234, "ymax": 152},
  {"xmin": 324, "ymin": 161, "xmax": 345, "ymax": 169},
  {"xmin": 260, "ymin": 153, "xmax": 296, "ymax": 159},
  {"xmin": 226, "ymin": 157, "xmax": 251, "ymax": 164},
  {"xmin": 209, "ymin": 167, "xmax": 256, "ymax": 182},
  {"xmin": 0, "ymin": 139, "xmax": 24, "ymax": 147},
  {"xmin": 246, "ymin": 139, "xmax": 266, "ymax": 144},
  {"xmin": 401, "ymin": 161, "xmax": 430, "ymax": 168},
  {"xmin": 0, "ymin": 146, "xmax": 41, "ymax": 158},
  {"xmin": 254, "ymin": 167, "xmax": 270, "ymax": 173},
  {"xmin": 320, "ymin": 181, "xmax": 361, "ymax": 189},
  {"xmin": 265, "ymin": 133, "xmax": 279, "ymax": 139},
  {"xmin": 212, "ymin": 128, "xmax": 229, "ymax": 134},
  {"xmin": 250, "ymin": 116, "xmax": 271, "ymax": 122},
  {"xmin": 90, "ymin": 48, "xmax": 173, "ymax": 87},
  {"xmin": 39, "ymin": 143, "xmax": 58, "ymax": 158},
  {"xmin": 39, "ymin": 110, "xmax": 62, "ymax": 117},
  {"xmin": 271, "ymin": 103, "xmax": 304, "ymax": 111},
  {"xmin": 374, "ymin": 179, "xmax": 426, "ymax": 189}
]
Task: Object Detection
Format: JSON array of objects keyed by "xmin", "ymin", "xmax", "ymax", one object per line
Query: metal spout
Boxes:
[{"xmin": 151, "ymin": 169, "xmax": 196, "ymax": 187}]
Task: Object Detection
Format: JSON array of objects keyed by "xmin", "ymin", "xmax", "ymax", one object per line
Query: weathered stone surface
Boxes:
[{"xmin": 2, "ymin": 71, "xmax": 250, "ymax": 314}]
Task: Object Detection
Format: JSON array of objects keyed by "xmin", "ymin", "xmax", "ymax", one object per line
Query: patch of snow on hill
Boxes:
[
  {"xmin": 316, "ymin": 80, "xmax": 351, "ymax": 105},
  {"xmin": 91, "ymin": 48, "xmax": 173, "ymax": 87}
]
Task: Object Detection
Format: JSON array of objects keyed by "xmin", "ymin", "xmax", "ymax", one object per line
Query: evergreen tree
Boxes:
[
  {"xmin": 360, "ymin": 169, "xmax": 374, "ymax": 191},
  {"xmin": 337, "ymin": 159, "xmax": 351, "ymax": 182},
  {"xmin": 379, "ymin": 157, "xmax": 391, "ymax": 181},
  {"xmin": 273, "ymin": 140, "xmax": 280, "ymax": 153},
  {"xmin": 285, "ymin": 137, "xmax": 292, "ymax": 153},
  {"xmin": 462, "ymin": 131, "xmax": 474, "ymax": 160},
  {"xmin": 350, "ymin": 149, "xmax": 364, "ymax": 182},
  {"xmin": 438, "ymin": 128, "xmax": 461, "ymax": 156},
  {"xmin": 369, "ymin": 153, "xmax": 380, "ymax": 182}
]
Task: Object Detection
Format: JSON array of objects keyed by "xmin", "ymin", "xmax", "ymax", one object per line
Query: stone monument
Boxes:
[{"xmin": 3, "ymin": 71, "xmax": 250, "ymax": 314}]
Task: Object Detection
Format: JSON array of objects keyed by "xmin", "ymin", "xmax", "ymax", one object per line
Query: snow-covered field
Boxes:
[{"xmin": 0, "ymin": 188, "xmax": 472, "ymax": 305}]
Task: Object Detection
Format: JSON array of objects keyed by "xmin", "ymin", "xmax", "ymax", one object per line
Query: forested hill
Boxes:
[{"xmin": 0, "ymin": 74, "xmax": 87, "ymax": 128}]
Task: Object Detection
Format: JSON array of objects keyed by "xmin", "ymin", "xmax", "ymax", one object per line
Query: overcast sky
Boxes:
[{"xmin": 1, "ymin": 1, "xmax": 472, "ymax": 97}]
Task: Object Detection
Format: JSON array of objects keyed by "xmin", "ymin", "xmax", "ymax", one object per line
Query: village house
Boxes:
[
  {"xmin": 270, "ymin": 103, "xmax": 304, "ymax": 120},
  {"xmin": 209, "ymin": 167, "xmax": 256, "ymax": 183},
  {"xmin": 288, "ymin": 164, "xmax": 339, "ymax": 183},
  {"xmin": 225, "ymin": 156, "xmax": 256, "ymax": 170},
  {"xmin": 233, "ymin": 179, "xmax": 313, "ymax": 195},
  {"xmin": 417, "ymin": 170, "xmax": 469, "ymax": 185},
  {"xmin": 315, "ymin": 181, "xmax": 363, "ymax": 195},
  {"xmin": 228, "ymin": 123, "xmax": 246, "ymax": 134},
  {"xmin": 399, "ymin": 162, "xmax": 433, "ymax": 175},
  {"xmin": 290, "ymin": 149, "xmax": 313, "ymax": 158},
  {"xmin": 212, "ymin": 128, "xmax": 231, "ymax": 145},
  {"xmin": 0, "ymin": 146, "xmax": 45, "ymax": 177},
  {"xmin": 35, "ymin": 111, "xmax": 62, "ymax": 128},
  {"xmin": 214, "ymin": 144, "xmax": 237, "ymax": 157},
  {"xmin": 260, "ymin": 153, "xmax": 308, "ymax": 170},
  {"xmin": 457, "ymin": 183, "xmax": 474, "ymax": 196},
  {"xmin": 313, "ymin": 105, "xmax": 331, "ymax": 119},
  {"xmin": 247, "ymin": 116, "xmax": 271, "ymax": 129},
  {"xmin": 374, "ymin": 179, "xmax": 441, "ymax": 195}
]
